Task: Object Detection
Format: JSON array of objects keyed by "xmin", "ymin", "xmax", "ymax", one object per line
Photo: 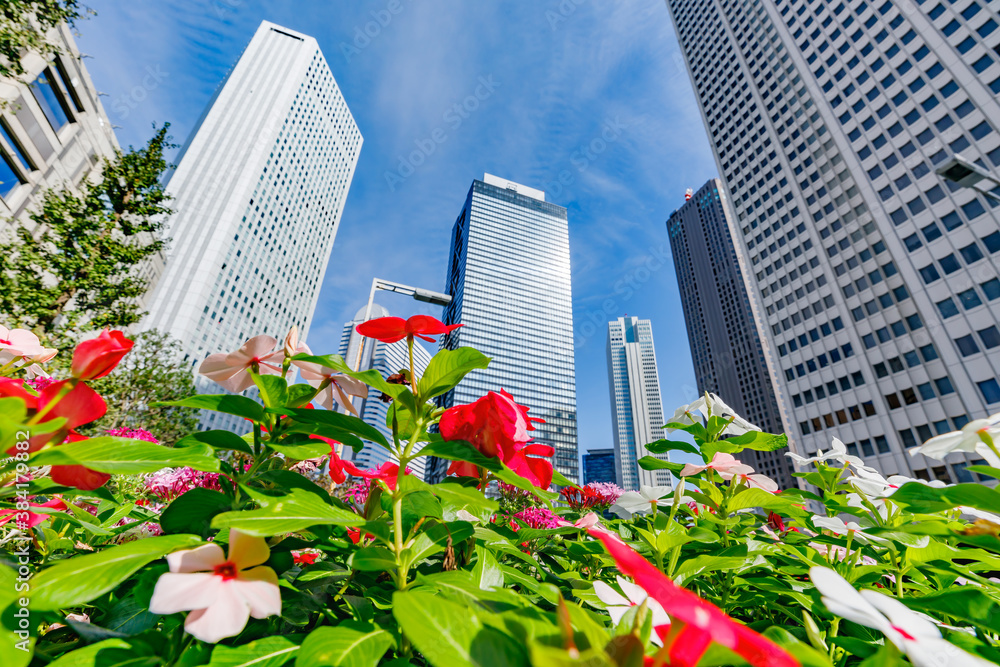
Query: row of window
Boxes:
[
  {"xmin": 954, "ymin": 326, "xmax": 1000, "ymax": 357},
  {"xmin": 785, "ymin": 343, "xmax": 857, "ymax": 380},
  {"xmin": 799, "ymin": 400, "xmax": 877, "ymax": 435},
  {"xmin": 791, "ymin": 370, "xmax": 866, "ymax": 407},
  {"xmin": 872, "ymin": 345, "xmax": 940, "ymax": 378},
  {"xmin": 777, "ymin": 314, "xmax": 846, "ymax": 355},
  {"xmin": 917, "ymin": 238, "xmax": 992, "ymax": 285},
  {"xmin": 884, "ymin": 376, "xmax": 955, "ymax": 410}
]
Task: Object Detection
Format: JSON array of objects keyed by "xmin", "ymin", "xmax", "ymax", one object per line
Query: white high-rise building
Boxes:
[
  {"xmin": 607, "ymin": 316, "xmax": 670, "ymax": 491},
  {"xmin": 338, "ymin": 305, "xmax": 433, "ymax": 480},
  {"xmin": 663, "ymin": 0, "xmax": 1000, "ymax": 484},
  {"xmin": 143, "ymin": 21, "xmax": 362, "ymax": 429}
]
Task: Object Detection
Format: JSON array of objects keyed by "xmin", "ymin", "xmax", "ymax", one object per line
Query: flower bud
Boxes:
[
  {"xmin": 71, "ymin": 330, "xmax": 133, "ymax": 380},
  {"xmin": 284, "ymin": 326, "xmax": 299, "ymax": 358}
]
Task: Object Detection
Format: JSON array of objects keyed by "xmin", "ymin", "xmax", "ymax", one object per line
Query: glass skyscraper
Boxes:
[
  {"xmin": 663, "ymin": 0, "xmax": 1000, "ymax": 483},
  {"xmin": 338, "ymin": 304, "xmax": 433, "ymax": 480},
  {"xmin": 582, "ymin": 448, "xmax": 617, "ymax": 486},
  {"xmin": 142, "ymin": 21, "xmax": 362, "ymax": 431},
  {"xmin": 607, "ymin": 316, "xmax": 671, "ymax": 491},
  {"xmin": 667, "ymin": 180, "xmax": 793, "ymax": 489},
  {"xmin": 429, "ymin": 174, "xmax": 579, "ymax": 483}
]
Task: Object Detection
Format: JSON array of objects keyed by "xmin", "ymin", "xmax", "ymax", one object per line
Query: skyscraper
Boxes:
[
  {"xmin": 667, "ymin": 180, "xmax": 793, "ymax": 489},
  {"xmin": 0, "ymin": 23, "xmax": 118, "ymax": 237},
  {"xmin": 338, "ymin": 304, "xmax": 433, "ymax": 480},
  {"xmin": 142, "ymin": 21, "xmax": 362, "ymax": 431},
  {"xmin": 430, "ymin": 174, "xmax": 579, "ymax": 483},
  {"xmin": 582, "ymin": 448, "xmax": 617, "ymax": 486},
  {"xmin": 663, "ymin": 0, "xmax": 1000, "ymax": 483},
  {"xmin": 607, "ymin": 316, "xmax": 671, "ymax": 491}
]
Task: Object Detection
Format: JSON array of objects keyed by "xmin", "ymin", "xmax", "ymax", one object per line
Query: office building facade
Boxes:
[
  {"xmin": 607, "ymin": 316, "xmax": 672, "ymax": 491},
  {"xmin": 582, "ymin": 448, "xmax": 617, "ymax": 486},
  {"xmin": 429, "ymin": 174, "xmax": 579, "ymax": 483},
  {"xmin": 338, "ymin": 304, "xmax": 433, "ymax": 480},
  {"xmin": 664, "ymin": 0, "xmax": 1000, "ymax": 482},
  {"xmin": 142, "ymin": 21, "xmax": 362, "ymax": 431},
  {"xmin": 667, "ymin": 180, "xmax": 793, "ymax": 489},
  {"xmin": 0, "ymin": 23, "xmax": 119, "ymax": 237}
]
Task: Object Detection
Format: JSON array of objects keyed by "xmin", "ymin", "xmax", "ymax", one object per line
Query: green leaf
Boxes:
[
  {"xmin": 473, "ymin": 545, "xmax": 504, "ymax": 590},
  {"xmin": 211, "ymin": 489, "xmax": 363, "ymax": 536},
  {"xmin": 967, "ymin": 465, "xmax": 1000, "ymax": 480},
  {"xmin": 724, "ymin": 430, "xmax": 789, "ymax": 451},
  {"xmin": 155, "ymin": 394, "xmax": 265, "ymax": 423},
  {"xmin": 268, "ymin": 441, "xmax": 332, "ymax": 461},
  {"xmin": 278, "ymin": 407, "xmax": 389, "ymax": 450},
  {"xmin": 46, "ymin": 639, "xmax": 135, "ymax": 667},
  {"xmin": 159, "ymin": 488, "xmax": 233, "ymax": 537},
  {"xmin": 726, "ymin": 488, "xmax": 797, "ymax": 513},
  {"xmin": 175, "ymin": 430, "xmax": 253, "ymax": 455},
  {"xmin": 644, "ymin": 439, "xmax": 700, "ymax": 456},
  {"xmin": 889, "ymin": 482, "xmax": 1000, "ymax": 514},
  {"xmin": 417, "ymin": 347, "xmax": 490, "ymax": 399},
  {"xmin": 252, "ymin": 372, "xmax": 289, "ymax": 408},
  {"xmin": 350, "ymin": 546, "xmax": 397, "ymax": 572},
  {"xmin": 903, "ymin": 589, "xmax": 1000, "ymax": 631},
  {"xmin": 31, "ymin": 534, "xmax": 202, "ymax": 611},
  {"xmin": 417, "ymin": 436, "xmax": 502, "ymax": 471},
  {"xmin": 295, "ymin": 622, "xmax": 392, "ymax": 667},
  {"xmin": 208, "ymin": 636, "xmax": 303, "ymax": 667},
  {"xmin": 636, "ymin": 456, "xmax": 685, "ymax": 475},
  {"xmin": 492, "ymin": 466, "xmax": 559, "ymax": 502},
  {"xmin": 30, "ymin": 437, "xmax": 220, "ymax": 474},
  {"xmin": 392, "ymin": 590, "xmax": 529, "ymax": 667},
  {"xmin": 432, "ymin": 481, "xmax": 499, "ymax": 517}
]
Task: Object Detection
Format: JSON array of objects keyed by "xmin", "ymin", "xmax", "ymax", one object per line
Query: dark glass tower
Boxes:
[
  {"xmin": 667, "ymin": 179, "xmax": 794, "ymax": 489},
  {"xmin": 427, "ymin": 174, "xmax": 579, "ymax": 483},
  {"xmin": 582, "ymin": 448, "xmax": 617, "ymax": 486}
]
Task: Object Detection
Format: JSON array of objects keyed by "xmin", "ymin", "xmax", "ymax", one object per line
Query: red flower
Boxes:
[
  {"xmin": 49, "ymin": 433, "xmax": 112, "ymax": 491},
  {"xmin": 326, "ymin": 443, "xmax": 406, "ymax": 491},
  {"xmin": 355, "ymin": 315, "xmax": 462, "ymax": 344},
  {"xmin": 1, "ymin": 379, "xmax": 107, "ymax": 454},
  {"xmin": 440, "ymin": 390, "xmax": 551, "ymax": 489},
  {"xmin": 0, "ymin": 498, "xmax": 67, "ymax": 529},
  {"xmin": 586, "ymin": 527, "xmax": 798, "ymax": 667},
  {"xmin": 292, "ymin": 551, "xmax": 319, "ymax": 565},
  {"xmin": 71, "ymin": 330, "xmax": 133, "ymax": 380}
]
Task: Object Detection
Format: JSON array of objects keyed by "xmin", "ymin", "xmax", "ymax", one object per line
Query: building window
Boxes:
[
  {"xmin": 29, "ymin": 68, "xmax": 72, "ymax": 132},
  {"xmin": 0, "ymin": 151, "xmax": 25, "ymax": 199}
]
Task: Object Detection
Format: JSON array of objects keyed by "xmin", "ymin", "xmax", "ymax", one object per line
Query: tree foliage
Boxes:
[
  {"xmin": 82, "ymin": 330, "xmax": 199, "ymax": 446},
  {"xmin": 0, "ymin": 0, "xmax": 86, "ymax": 80},
  {"xmin": 0, "ymin": 125, "xmax": 175, "ymax": 334}
]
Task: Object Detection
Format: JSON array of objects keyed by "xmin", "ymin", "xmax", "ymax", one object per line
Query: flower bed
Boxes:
[{"xmin": 1, "ymin": 318, "xmax": 998, "ymax": 666}]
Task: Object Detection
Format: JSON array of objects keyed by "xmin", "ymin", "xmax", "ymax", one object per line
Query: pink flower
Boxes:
[
  {"xmin": 199, "ymin": 335, "xmax": 284, "ymax": 393},
  {"xmin": 149, "ymin": 529, "xmax": 281, "ymax": 643},
  {"xmin": 145, "ymin": 467, "xmax": 222, "ymax": 501},
  {"xmin": 0, "ymin": 325, "xmax": 55, "ymax": 363},
  {"xmin": 106, "ymin": 428, "xmax": 158, "ymax": 443},
  {"xmin": 680, "ymin": 452, "xmax": 755, "ymax": 479},
  {"xmin": 292, "ymin": 352, "xmax": 369, "ymax": 415},
  {"xmin": 556, "ymin": 512, "xmax": 602, "ymax": 530},
  {"xmin": 70, "ymin": 329, "xmax": 133, "ymax": 380},
  {"xmin": 510, "ymin": 507, "xmax": 560, "ymax": 530}
]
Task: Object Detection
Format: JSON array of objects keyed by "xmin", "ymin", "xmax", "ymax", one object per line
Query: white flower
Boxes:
[
  {"xmin": 811, "ymin": 515, "xmax": 886, "ymax": 544},
  {"xmin": 786, "ymin": 437, "xmax": 873, "ymax": 470},
  {"xmin": 149, "ymin": 529, "xmax": 281, "ymax": 643},
  {"xmin": 810, "ymin": 567, "xmax": 994, "ymax": 667},
  {"xmin": 665, "ymin": 393, "xmax": 760, "ymax": 436},
  {"xmin": 593, "ymin": 576, "xmax": 670, "ymax": 645},
  {"xmin": 610, "ymin": 485, "xmax": 672, "ymax": 519},
  {"xmin": 911, "ymin": 416, "xmax": 1000, "ymax": 467}
]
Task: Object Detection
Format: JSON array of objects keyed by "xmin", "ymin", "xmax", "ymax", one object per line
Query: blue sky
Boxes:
[{"xmin": 76, "ymin": 0, "xmax": 718, "ymax": 457}]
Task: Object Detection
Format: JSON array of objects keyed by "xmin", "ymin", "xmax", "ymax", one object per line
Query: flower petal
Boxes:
[
  {"xmin": 228, "ymin": 529, "xmax": 270, "ymax": 570},
  {"xmin": 149, "ymin": 572, "xmax": 222, "ymax": 614},
  {"xmin": 182, "ymin": 585, "xmax": 252, "ymax": 644},
  {"xmin": 167, "ymin": 543, "xmax": 226, "ymax": 573},
  {"xmin": 235, "ymin": 566, "xmax": 282, "ymax": 619},
  {"xmin": 593, "ymin": 580, "xmax": 629, "ymax": 607}
]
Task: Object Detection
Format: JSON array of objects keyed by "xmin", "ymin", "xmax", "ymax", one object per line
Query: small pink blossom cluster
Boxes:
[
  {"xmin": 106, "ymin": 427, "xmax": 159, "ymax": 443},
  {"xmin": 343, "ymin": 480, "xmax": 370, "ymax": 507},
  {"xmin": 25, "ymin": 376, "xmax": 56, "ymax": 392},
  {"xmin": 511, "ymin": 507, "xmax": 560, "ymax": 530},
  {"xmin": 586, "ymin": 482, "xmax": 624, "ymax": 503},
  {"xmin": 145, "ymin": 467, "xmax": 222, "ymax": 501}
]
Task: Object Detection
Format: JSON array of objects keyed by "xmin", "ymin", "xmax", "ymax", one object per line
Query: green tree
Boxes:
[
  {"xmin": 0, "ymin": 125, "xmax": 175, "ymax": 334},
  {"xmin": 0, "ymin": 0, "xmax": 87, "ymax": 80},
  {"xmin": 82, "ymin": 330, "xmax": 199, "ymax": 446}
]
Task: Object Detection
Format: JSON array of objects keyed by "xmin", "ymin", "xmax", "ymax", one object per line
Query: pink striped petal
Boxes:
[
  {"xmin": 182, "ymin": 585, "xmax": 251, "ymax": 644},
  {"xmin": 149, "ymin": 572, "xmax": 221, "ymax": 614}
]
